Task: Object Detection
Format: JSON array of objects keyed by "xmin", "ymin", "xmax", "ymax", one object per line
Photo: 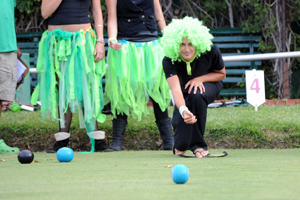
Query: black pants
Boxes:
[{"xmin": 172, "ymin": 81, "xmax": 223, "ymax": 152}]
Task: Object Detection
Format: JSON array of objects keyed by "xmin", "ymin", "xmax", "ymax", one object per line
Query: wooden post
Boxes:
[{"xmin": 282, "ymin": 0, "xmax": 290, "ymax": 99}]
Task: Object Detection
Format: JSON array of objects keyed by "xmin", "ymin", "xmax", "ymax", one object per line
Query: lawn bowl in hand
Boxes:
[
  {"xmin": 18, "ymin": 150, "xmax": 34, "ymax": 164},
  {"xmin": 56, "ymin": 147, "xmax": 74, "ymax": 162},
  {"xmin": 171, "ymin": 164, "xmax": 189, "ymax": 184}
]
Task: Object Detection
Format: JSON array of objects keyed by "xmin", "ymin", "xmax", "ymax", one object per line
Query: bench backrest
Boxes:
[{"xmin": 210, "ymin": 28, "xmax": 262, "ymax": 96}]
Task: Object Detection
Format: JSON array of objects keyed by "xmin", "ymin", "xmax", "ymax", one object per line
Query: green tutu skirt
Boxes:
[
  {"xmin": 104, "ymin": 39, "xmax": 171, "ymax": 120},
  {"xmin": 31, "ymin": 28, "xmax": 106, "ymax": 129}
]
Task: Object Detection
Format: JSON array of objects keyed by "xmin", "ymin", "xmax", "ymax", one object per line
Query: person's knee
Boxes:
[{"xmin": 189, "ymin": 90, "xmax": 206, "ymax": 104}]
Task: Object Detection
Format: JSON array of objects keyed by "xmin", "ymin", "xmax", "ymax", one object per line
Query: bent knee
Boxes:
[{"xmin": 189, "ymin": 90, "xmax": 206, "ymax": 103}]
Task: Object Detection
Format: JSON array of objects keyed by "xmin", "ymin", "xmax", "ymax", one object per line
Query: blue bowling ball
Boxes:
[
  {"xmin": 56, "ymin": 147, "xmax": 74, "ymax": 162},
  {"xmin": 171, "ymin": 164, "xmax": 189, "ymax": 184}
]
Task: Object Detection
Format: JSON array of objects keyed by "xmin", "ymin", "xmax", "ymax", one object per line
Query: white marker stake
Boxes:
[{"xmin": 245, "ymin": 69, "xmax": 266, "ymax": 111}]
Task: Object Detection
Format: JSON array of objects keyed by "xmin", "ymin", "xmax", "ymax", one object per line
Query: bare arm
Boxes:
[
  {"xmin": 41, "ymin": 0, "xmax": 62, "ymax": 19},
  {"xmin": 167, "ymin": 75, "xmax": 197, "ymax": 124},
  {"xmin": 91, "ymin": 0, "xmax": 105, "ymax": 61},
  {"xmin": 105, "ymin": 0, "xmax": 121, "ymax": 50},
  {"xmin": 106, "ymin": 0, "xmax": 118, "ymax": 39},
  {"xmin": 185, "ymin": 67, "xmax": 226, "ymax": 94},
  {"xmin": 153, "ymin": 0, "xmax": 166, "ymax": 30},
  {"xmin": 17, "ymin": 45, "xmax": 22, "ymax": 59}
]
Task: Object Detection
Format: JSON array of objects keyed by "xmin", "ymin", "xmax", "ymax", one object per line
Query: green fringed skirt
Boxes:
[
  {"xmin": 104, "ymin": 39, "xmax": 171, "ymax": 120},
  {"xmin": 31, "ymin": 28, "xmax": 106, "ymax": 128}
]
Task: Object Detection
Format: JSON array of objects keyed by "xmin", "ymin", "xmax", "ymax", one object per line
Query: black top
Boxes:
[
  {"xmin": 131, "ymin": 0, "xmax": 143, "ymax": 4},
  {"xmin": 48, "ymin": 0, "xmax": 91, "ymax": 25},
  {"xmin": 163, "ymin": 45, "xmax": 224, "ymax": 94},
  {"xmin": 117, "ymin": 0, "xmax": 158, "ymax": 42}
]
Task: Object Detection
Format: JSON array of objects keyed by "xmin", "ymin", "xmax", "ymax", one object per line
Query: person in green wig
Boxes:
[
  {"xmin": 104, "ymin": 0, "xmax": 174, "ymax": 151},
  {"xmin": 0, "ymin": 0, "xmax": 22, "ymax": 154},
  {"xmin": 161, "ymin": 17, "xmax": 226, "ymax": 158},
  {"xmin": 31, "ymin": 0, "xmax": 112, "ymax": 153}
]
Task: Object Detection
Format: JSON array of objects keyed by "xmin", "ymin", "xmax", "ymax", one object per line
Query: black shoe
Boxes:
[
  {"xmin": 94, "ymin": 140, "xmax": 114, "ymax": 152},
  {"xmin": 47, "ymin": 138, "xmax": 70, "ymax": 153}
]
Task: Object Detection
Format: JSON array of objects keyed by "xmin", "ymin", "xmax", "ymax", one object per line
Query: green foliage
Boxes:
[
  {"xmin": 16, "ymin": 0, "xmax": 41, "ymax": 14},
  {"xmin": 200, "ymin": 0, "xmax": 227, "ymax": 26},
  {"xmin": 241, "ymin": 0, "xmax": 300, "ymax": 53},
  {"xmin": 16, "ymin": 0, "xmax": 107, "ymax": 14}
]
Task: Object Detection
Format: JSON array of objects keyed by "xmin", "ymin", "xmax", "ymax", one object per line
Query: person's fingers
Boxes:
[
  {"xmin": 94, "ymin": 51, "xmax": 101, "ymax": 62},
  {"xmin": 185, "ymin": 81, "xmax": 190, "ymax": 90},
  {"xmin": 194, "ymin": 84, "xmax": 198, "ymax": 94},
  {"xmin": 99, "ymin": 52, "xmax": 105, "ymax": 60},
  {"xmin": 188, "ymin": 84, "xmax": 194, "ymax": 94},
  {"xmin": 199, "ymin": 83, "xmax": 205, "ymax": 94},
  {"xmin": 184, "ymin": 113, "xmax": 197, "ymax": 124},
  {"xmin": 94, "ymin": 55, "xmax": 99, "ymax": 62},
  {"xmin": 110, "ymin": 42, "xmax": 122, "ymax": 50}
]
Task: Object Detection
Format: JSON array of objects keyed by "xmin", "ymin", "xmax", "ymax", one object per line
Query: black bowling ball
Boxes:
[{"xmin": 18, "ymin": 150, "xmax": 34, "ymax": 164}]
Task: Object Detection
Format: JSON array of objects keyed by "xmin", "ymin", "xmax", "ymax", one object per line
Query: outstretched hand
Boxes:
[
  {"xmin": 109, "ymin": 40, "xmax": 122, "ymax": 50},
  {"xmin": 182, "ymin": 110, "xmax": 197, "ymax": 124}
]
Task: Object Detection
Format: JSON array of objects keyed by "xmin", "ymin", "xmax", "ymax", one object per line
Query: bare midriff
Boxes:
[{"xmin": 48, "ymin": 23, "xmax": 91, "ymax": 32}]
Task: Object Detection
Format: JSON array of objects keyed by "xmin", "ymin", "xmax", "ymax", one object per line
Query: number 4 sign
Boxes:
[{"xmin": 245, "ymin": 69, "xmax": 266, "ymax": 111}]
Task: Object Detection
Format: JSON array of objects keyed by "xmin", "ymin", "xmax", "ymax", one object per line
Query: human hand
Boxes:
[
  {"xmin": 182, "ymin": 110, "xmax": 197, "ymax": 124},
  {"xmin": 185, "ymin": 77, "xmax": 205, "ymax": 94},
  {"xmin": 17, "ymin": 46, "xmax": 22, "ymax": 59},
  {"xmin": 109, "ymin": 40, "xmax": 122, "ymax": 50},
  {"xmin": 94, "ymin": 42, "xmax": 105, "ymax": 62}
]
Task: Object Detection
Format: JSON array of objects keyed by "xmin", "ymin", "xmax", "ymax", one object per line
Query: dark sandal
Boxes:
[
  {"xmin": 172, "ymin": 144, "xmax": 175, "ymax": 155},
  {"xmin": 194, "ymin": 149, "xmax": 208, "ymax": 158}
]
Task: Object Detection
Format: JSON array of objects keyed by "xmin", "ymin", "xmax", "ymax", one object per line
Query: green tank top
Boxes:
[{"xmin": 0, "ymin": 0, "xmax": 17, "ymax": 53}]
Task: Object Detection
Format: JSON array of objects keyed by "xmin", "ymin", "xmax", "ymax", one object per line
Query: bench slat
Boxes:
[
  {"xmin": 225, "ymin": 69, "xmax": 246, "ymax": 75},
  {"xmin": 18, "ymin": 43, "xmax": 39, "ymax": 48},
  {"xmin": 212, "ymin": 36, "xmax": 262, "ymax": 42},
  {"xmin": 220, "ymin": 88, "xmax": 246, "ymax": 96},
  {"xmin": 223, "ymin": 77, "xmax": 244, "ymax": 83},
  {"xmin": 16, "ymin": 32, "xmax": 43, "ymax": 38},
  {"xmin": 210, "ymin": 27, "xmax": 244, "ymax": 34},
  {"xmin": 225, "ymin": 61, "xmax": 261, "ymax": 67},
  {"xmin": 216, "ymin": 43, "xmax": 259, "ymax": 48}
]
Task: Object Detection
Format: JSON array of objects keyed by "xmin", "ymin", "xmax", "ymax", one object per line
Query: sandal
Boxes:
[
  {"xmin": 194, "ymin": 149, "xmax": 208, "ymax": 158},
  {"xmin": 173, "ymin": 144, "xmax": 187, "ymax": 156},
  {"xmin": 0, "ymin": 139, "xmax": 20, "ymax": 154}
]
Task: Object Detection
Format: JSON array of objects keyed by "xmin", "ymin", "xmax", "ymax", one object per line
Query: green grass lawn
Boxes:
[{"xmin": 1, "ymin": 149, "xmax": 300, "ymax": 200}]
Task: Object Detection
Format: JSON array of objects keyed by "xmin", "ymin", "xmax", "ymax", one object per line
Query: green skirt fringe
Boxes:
[
  {"xmin": 104, "ymin": 40, "xmax": 171, "ymax": 120},
  {"xmin": 31, "ymin": 29, "xmax": 106, "ymax": 128}
]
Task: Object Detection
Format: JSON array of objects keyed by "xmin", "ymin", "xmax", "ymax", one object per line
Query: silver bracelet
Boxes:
[
  {"xmin": 96, "ymin": 38, "xmax": 104, "ymax": 44},
  {"xmin": 96, "ymin": 25, "xmax": 103, "ymax": 27}
]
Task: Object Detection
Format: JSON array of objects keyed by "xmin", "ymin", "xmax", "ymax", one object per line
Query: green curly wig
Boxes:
[{"xmin": 161, "ymin": 16, "xmax": 214, "ymax": 62}]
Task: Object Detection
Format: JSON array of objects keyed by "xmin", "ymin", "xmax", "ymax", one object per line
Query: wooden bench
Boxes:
[
  {"xmin": 17, "ymin": 28, "xmax": 261, "ymax": 97},
  {"xmin": 210, "ymin": 28, "xmax": 262, "ymax": 96}
]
